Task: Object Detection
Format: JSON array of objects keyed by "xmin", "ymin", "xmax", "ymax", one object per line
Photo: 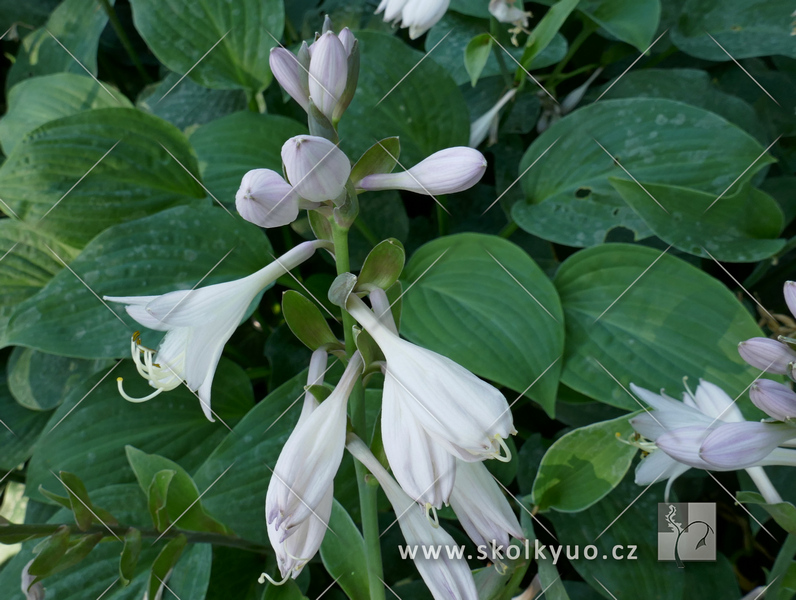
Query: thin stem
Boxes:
[
  {"xmin": 436, "ymin": 195, "xmax": 449, "ymax": 237},
  {"xmin": 96, "ymin": 0, "xmax": 151, "ymax": 83},
  {"xmin": 330, "ymin": 220, "xmax": 386, "ymax": 600},
  {"xmin": 499, "ymin": 221, "xmax": 518, "ymax": 239},
  {"xmin": 547, "ymin": 21, "xmax": 596, "ymax": 93},
  {"xmin": 0, "ymin": 523, "xmax": 271, "ymax": 553}
]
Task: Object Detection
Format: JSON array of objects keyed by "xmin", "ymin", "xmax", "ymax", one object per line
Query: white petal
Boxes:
[
  {"xmin": 382, "ymin": 380, "xmax": 456, "ymax": 508},
  {"xmin": 269, "ymin": 48, "xmax": 310, "ymax": 111},
  {"xmin": 236, "ymin": 169, "xmax": 300, "ymax": 228},
  {"xmin": 693, "ymin": 379, "xmax": 743, "ymax": 422}
]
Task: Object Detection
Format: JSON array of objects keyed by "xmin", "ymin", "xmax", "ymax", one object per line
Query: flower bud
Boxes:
[
  {"xmin": 236, "ymin": 169, "xmax": 301, "ymax": 228},
  {"xmin": 357, "ymin": 147, "xmax": 487, "ymax": 196},
  {"xmin": 785, "ymin": 281, "xmax": 796, "ymax": 319},
  {"xmin": 308, "ymin": 31, "xmax": 348, "ymax": 122},
  {"xmin": 269, "ymin": 48, "xmax": 310, "ymax": 111},
  {"xmin": 281, "ymin": 135, "xmax": 351, "ymax": 203},
  {"xmin": 488, "ymin": 0, "xmax": 530, "ymax": 27},
  {"xmin": 338, "ymin": 27, "xmax": 356, "ymax": 55},
  {"xmin": 738, "ymin": 337, "xmax": 796, "ymax": 374},
  {"xmin": 750, "ymin": 379, "xmax": 796, "ymax": 421},
  {"xmin": 699, "ymin": 421, "xmax": 796, "ymax": 469}
]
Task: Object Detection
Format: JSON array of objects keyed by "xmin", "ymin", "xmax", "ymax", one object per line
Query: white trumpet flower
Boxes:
[
  {"xmin": 263, "ymin": 349, "xmax": 341, "ymax": 583},
  {"xmin": 449, "ymin": 460, "xmax": 523, "ymax": 553},
  {"xmin": 347, "ymin": 435, "xmax": 478, "ymax": 600},
  {"xmin": 308, "ymin": 31, "xmax": 348, "ymax": 122},
  {"xmin": 346, "ymin": 295, "xmax": 515, "ymax": 462},
  {"xmin": 266, "ymin": 352, "xmax": 363, "ymax": 536},
  {"xmin": 629, "ymin": 380, "xmax": 785, "ymax": 503},
  {"xmin": 356, "ymin": 147, "xmax": 487, "ymax": 196},
  {"xmin": 105, "ymin": 240, "xmax": 331, "ymax": 421}
]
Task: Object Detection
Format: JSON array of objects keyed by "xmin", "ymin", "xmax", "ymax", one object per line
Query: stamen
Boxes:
[
  {"xmin": 682, "ymin": 376, "xmax": 696, "ymax": 403},
  {"xmin": 492, "ymin": 435, "xmax": 512, "ymax": 463},
  {"xmin": 258, "ymin": 571, "xmax": 290, "ymax": 586},
  {"xmin": 425, "ymin": 503, "xmax": 440, "ymax": 528},
  {"xmin": 616, "ymin": 432, "xmax": 657, "ymax": 453},
  {"xmin": 116, "ymin": 377, "xmax": 165, "ymax": 403}
]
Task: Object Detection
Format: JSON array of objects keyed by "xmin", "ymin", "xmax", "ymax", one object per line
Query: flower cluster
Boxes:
[
  {"xmin": 106, "ymin": 18, "xmax": 518, "ymax": 600},
  {"xmin": 628, "ymin": 283, "xmax": 796, "ymax": 504}
]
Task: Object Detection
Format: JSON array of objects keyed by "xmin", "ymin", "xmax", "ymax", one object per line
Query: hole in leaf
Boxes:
[{"xmin": 575, "ymin": 187, "xmax": 591, "ymax": 199}]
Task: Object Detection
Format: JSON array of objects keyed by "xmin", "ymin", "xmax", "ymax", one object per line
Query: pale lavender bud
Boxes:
[
  {"xmin": 357, "ymin": 147, "xmax": 487, "ymax": 196},
  {"xmin": 308, "ymin": 31, "xmax": 348, "ymax": 122},
  {"xmin": 269, "ymin": 48, "xmax": 310, "ymax": 112},
  {"xmin": 338, "ymin": 27, "xmax": 356, "ymax": 55},
  {"xmin": 236, "ymin": 169, "xmax": 301, "ymax": 228},
  {"xmin": 281, "ymin": 135, "xmax": 351, "ymax": 203},
  {"xmin": 655, "ymin": 426, "xmax": 715, "ymax": 470},
  {"xmin": 738, "ymin": 337, "xmax": 796, "ymax": 374},
  {"xmin": 750, "ymin": 379, "xmax": 796, "ymax": 421},
  {"xmin": 785, "ymin": 281, "xmax": 796, "ymax": 320},
  {"xmin": 699, "ymin": 421, "xmax": 796, "ymax": 469}
]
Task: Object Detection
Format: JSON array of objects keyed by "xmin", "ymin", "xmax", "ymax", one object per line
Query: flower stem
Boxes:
[
  {"xmin": 96, "ymin": 0, "xmax": 152, "ymax": 83},
  {"xmin": 0, "ymin": 523, "xmax": 271, "ymax": 553},
  {"xmin": 330, "ymin": 221, "xmax": 386, "ymax": 600}
]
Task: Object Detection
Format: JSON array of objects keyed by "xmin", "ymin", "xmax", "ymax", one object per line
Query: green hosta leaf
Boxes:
[
  {"xmin": 148, "ymin": 470, "xmax": 177, "ymax": 531},
  {"xmin": 554, "ymin": 244, "xmax": 767, "ymax": 411},
  {"xmin": 129, "ymin": 0, "xmax": 285, "ymax": 91},
  {"xmin": 126, "ymin": 446, "xmax": 230, "ymax": 534},
  {"xmin": 28, "ymin": 525, "xmax": 71, "ymax": 578},
  {"xmin": 427, "ymin": 13, "xmax": 567, "ymax": 86},
  {"xmin": 339, "ymin": 31, "xmax": 470, "ymax": 167},
  {"xmin": 320, "ymin": 500, "xmax": 369, "ymax": 600},
  {"xmin": 0, "ymin": 73, "xmax": 131, "ymax": 155},
  {"xmin": 672, "ymin": 0, "xmax": 796, "ymax": 61},
  {"xmin": 577, "ymin": 0, "xmax": 661, "ymax": 50},
  {"xmin": 737, "ymin": 492, "xmax": 796, "ymax": 535},
  {"xmin": 532, "ymin": 414, "xmax": 638, "ymax": 512},
  {"xmin": 5, "ymin": 204, "xmax": 272, "ymax": 358},
  {"xmin": 513, "ymin": 98, "xmax": 775, "ymax": 247},
  {"xmin": 138, "ymin": 72, "xmax": 248, "ymax": 131},
  {"xmin": 146, "ymin": 534, "xmax": 188, "ymax": 600},
  {"xmin": 612, "ymin": 179, "xmax": 784, "ymax": 262},
  {"xmin": 0, "ymin": 108, "xmax": 206, "ymax": 248},
  {"xmin": 194, "ymin": 371, "xmax": 308, "ymax": 545},
  {"xmin": 464, "ymin": 33, "xmax": 492, "ymax": 87},
  {"xmin": 6, "ymin": 0, "xmax": 113, "ymax": 90},
  {"xmin": 401, "ymin": 234, "xmax": 564, "ymax": 416},
  {"xmin": 7, "ymin": 347, "xmax": 111, "ymax": 411},
  {"xmin": 522, "ymin": 0, "xmax": 580, "ymax": 68},
  {"xmin": 0, "ymin": 220, "xmax": 77, "ymax": 347},
  {"xmin": 0, "ymin": 0, "xmax": 60, "ymax": 29},
  {"xmin": 0, "ymin": 486, "xmax": 208, "ymax": 599},
  {"xmin": 591, "ymin": 68, "xmax": 765, "ymax": 143},
  {"xmin": 26, "ymin": 359, "xmax": 253, "ymax": 502},
  {"xmin": 57, "ymin": 471, "xmax": 118, "ymax": 531},
  {"xmin": 190, "ymin": 111, "xmax": 306, "ymax": 207},
  {"xmin": 119, "ymin": 528, "xmax": 142, "ymax": 586},
  {"xmin": 0, "ymin": 371, "xmax": 51, "ymax": 471}
]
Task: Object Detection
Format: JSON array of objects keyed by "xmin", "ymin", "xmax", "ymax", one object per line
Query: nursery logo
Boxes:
[{"xmin": 657, "ymin": 503, "xmax": 716, "ymax": 567}]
